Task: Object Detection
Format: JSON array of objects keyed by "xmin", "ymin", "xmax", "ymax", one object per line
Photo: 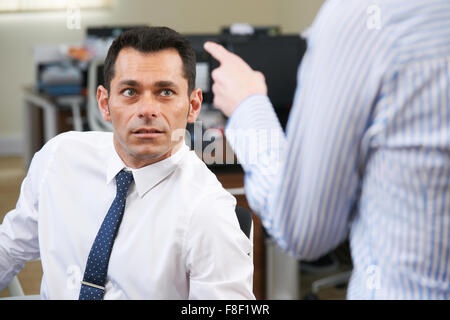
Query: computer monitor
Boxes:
[
  {"xmin": 185, "ymin": 34, "xmax": 306, "ymax": 129},
  {"xmin": 220, "ymin": 34, "xmax": 306, "ymax": 129},
  {"xmin": 184, "ymin": 34, "xmax": 220, "ymax": 105},
  {"xmin": 86, "ymin": 25, "xmax": 148, "ymax": 38},
  {"xmin": 183, "ymin": 34, "xmax": 307, "ymax": 169}
]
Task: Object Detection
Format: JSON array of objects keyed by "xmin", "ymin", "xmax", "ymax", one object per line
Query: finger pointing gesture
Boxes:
[{"xmin": 204, "ymin": 41, "xmax": 267, "ymax": 117}]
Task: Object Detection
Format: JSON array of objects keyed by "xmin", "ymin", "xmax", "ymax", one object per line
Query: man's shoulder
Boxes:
[
  {"xmin": 36, "ymin": 131, "xmax": 113, "ymax": 165},
  {"xmin": 51, "ymin": 130, "xmax": 112, "ymax": 143},
  {"xmin": 43, "ymin": 131, "xmax": 112, "ymax": 151},
  {"xmin": 177, "ymin": 151, "xmax": 236, "ymax": 204}
]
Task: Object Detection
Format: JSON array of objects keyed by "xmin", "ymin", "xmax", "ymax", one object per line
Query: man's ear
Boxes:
[
  {"xmin": 97, "ymin": 85, "xmax": 111, "ymax": 122},
  {"xmin": 187, "ymin": 88, "xmax": 202, "ymax": 123}
]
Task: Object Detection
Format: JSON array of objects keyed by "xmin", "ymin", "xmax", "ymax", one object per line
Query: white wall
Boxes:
[{"xmin": 0, "ymin": 0, "xmax": 324, "ymax": 155}]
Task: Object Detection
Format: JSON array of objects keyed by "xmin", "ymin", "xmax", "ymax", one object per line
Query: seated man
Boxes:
[{"xmin": 0, "ymin": 26, "xmax": 254, "ymax": 300}]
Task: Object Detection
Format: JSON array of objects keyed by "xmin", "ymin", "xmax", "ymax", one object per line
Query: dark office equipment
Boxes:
[
  {"xmin": 221, "ymin": 35, "xmax": 306, "ymax": 130},
  {"xmin": 235, "ymin": 206, "xmax": 253, "ymax": 239},
  {"xmin": 185, "ymin": 33, "xmax": 307, "ymax": 130},
  {"xmin": 221, "ymin": 25, "xmax": 281, "ymax": 36},
  {"xmin": 184, "ymin": 34, "xmax": 220, "ymax": 105},
  {"xmin": 184, "ymin": 34, "xmax": 220, "ymax": 58},
  {"xmin": 36, "ymin": 60, "xmax": 84, "ymax": 96},
  {"xmin": 96, "ymin": 64, "xmax": 104, "ymax": 87},
  {"xmin": 86, "ymin": 25, "xmax": 148, "ymax": 38},
  {"xmin": 182, "ymin": 33, "xmax": 307, "ymax": 169}
]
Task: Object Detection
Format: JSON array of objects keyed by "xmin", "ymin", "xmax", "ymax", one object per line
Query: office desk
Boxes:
[{"xmin": 23, "ymin": 87, "xmax": 85, "ymax": 167}]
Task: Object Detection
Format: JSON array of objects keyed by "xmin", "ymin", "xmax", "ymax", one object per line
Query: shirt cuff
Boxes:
[
  {"xmin": 225, "ymin": 94, "xmax": 285, "ymax": 172},
  {"xmin": 226, "ymin": 94, "xmax": 279, "ymax": 133}
]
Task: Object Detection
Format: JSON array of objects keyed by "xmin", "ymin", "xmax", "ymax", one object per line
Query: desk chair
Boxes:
[
  {"xmin": 1, "ymin": 275, "xmax": 40, "ymax": 300},
  {"xmin": 87, "ymin": 59, "xmax": 112, "ymax": 132},
  {"xmin": 235, "ymin": 205, "xmax": 254, "ymax": 262},
  {"xmin": 235, "ymin": 206, "xmax": 253, "ymax": 239},
  {"xmin": 235, "ymin": 205, "xmax": 254, "ymax": 293},
  {"xmin": 303, "ymin": 242, "xmax": 353, "ymax": 300},
  {"xmin": 7, "ymin": 276, "xmax": 24, "ymax": 296}
]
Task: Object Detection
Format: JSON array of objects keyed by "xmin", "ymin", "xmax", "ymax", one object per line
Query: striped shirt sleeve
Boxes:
[{"xmin": 226, "ymin": 0, "xmax": 385, "ymax": 260}]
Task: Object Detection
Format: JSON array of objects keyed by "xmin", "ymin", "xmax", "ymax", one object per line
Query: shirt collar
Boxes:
[{"xmin": 106, "ymin": 143, "xmax": 189, "ymax": 198}]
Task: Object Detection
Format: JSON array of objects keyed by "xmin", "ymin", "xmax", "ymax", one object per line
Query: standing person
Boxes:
[
  {"xmin": 205, "ymin": 0, "xmax": 450, "ymax": 299},
  {"xmin": 0, "ymin": 26, "xmax": 254, "ymax": 300}
]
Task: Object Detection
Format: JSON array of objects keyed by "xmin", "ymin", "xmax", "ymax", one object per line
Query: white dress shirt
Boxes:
[{"xmin": 0, "ymin": 131, "xmax": 254, "ymax": 299}]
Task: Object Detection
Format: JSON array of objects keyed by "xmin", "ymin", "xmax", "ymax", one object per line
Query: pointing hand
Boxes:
[{"xmin": 203, "ymin": 41, "xmax": 267, "ymax": 117}]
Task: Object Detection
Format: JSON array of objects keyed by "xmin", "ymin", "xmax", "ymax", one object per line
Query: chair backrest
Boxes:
[
  {"xmin": 235, "ymin": 206, "xmax": 253, "ymax": 239},
  {"xmin": 1, "ymin": 275, "xmax": 40, "ymax": 300},
  {"xmin": 7, "ymin": 275, "xmax": 24, "ymax": 296},
  {"xmin": 87, "ymin": 58, "xmax": 113, "ymax": 132}
]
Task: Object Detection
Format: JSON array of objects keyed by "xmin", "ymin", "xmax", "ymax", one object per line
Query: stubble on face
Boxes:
[{"xmin": 106, "ymin": 48, "xmax": 192, "ymax": 169}]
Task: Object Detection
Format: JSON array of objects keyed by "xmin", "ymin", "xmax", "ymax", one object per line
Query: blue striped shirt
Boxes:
[{"xmin": 225, "ymin": 0, "xmax": 450, "ymax": 299}]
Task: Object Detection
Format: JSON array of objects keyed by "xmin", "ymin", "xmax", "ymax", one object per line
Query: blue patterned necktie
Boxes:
[{"xmin": 79, "ymin": 169, "xmax": 134, "ymax": 300}]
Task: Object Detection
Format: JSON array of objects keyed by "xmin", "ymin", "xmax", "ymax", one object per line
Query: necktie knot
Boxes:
[{"xmin": 116, "ymin": 169, "xmax": 134, "ymax": 195}]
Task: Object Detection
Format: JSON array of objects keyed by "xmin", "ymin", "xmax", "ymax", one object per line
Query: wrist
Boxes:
[{"xmin": 229, "ymin": 93, "xmax": 268, "ymax": 117}]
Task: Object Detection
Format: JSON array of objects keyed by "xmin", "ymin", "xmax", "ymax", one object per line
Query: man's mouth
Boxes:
[{"xmin": 132, "ymin": 128, "xmax": 164, "ymax": 137}]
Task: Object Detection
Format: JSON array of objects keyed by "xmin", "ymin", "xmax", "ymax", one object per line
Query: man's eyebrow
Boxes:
[
  {"xmin": 118, "ymin": 79, "xmax": 141, "ymax": 87},
  {"xmin": 154, "ymin": 80, "xmax": 178, "ymax": 88},
  {"xmin": 117, "ymin": 79, "xmax": 180, "ymax": 89}
]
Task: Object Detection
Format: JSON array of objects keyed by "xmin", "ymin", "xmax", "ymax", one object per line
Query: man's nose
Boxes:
[{"xmin": 137, "ymin": 93, "xmax": 160, "ymax": 119}]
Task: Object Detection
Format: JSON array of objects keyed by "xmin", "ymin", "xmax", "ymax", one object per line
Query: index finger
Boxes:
[{"xmin": 203, "ymin": 41, "xmax": 235, "ymax": 64}]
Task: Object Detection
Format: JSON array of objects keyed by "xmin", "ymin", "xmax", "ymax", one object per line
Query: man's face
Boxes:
[{"xmin": 97, "ymin": 47, "xmax": 202, "ymax": 168}]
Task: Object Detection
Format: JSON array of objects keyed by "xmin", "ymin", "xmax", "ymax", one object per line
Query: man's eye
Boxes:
[
  {"xmin": 160, "ymin": 89, "xmax": 174, "ymax": 97},
  {"xmin": 122, "ymin": 88, "xmax": 136, "ymax": 97}
]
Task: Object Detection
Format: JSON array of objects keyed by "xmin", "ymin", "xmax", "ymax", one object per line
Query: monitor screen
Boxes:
[
  {"xmin": 185, "ymin": 34, "xmax": 306, "ymax": 130},
  {"xmin": 86, "ymin": 25, "xmax": 148, "ymax": 38},
  {"xmin": 222, "ymin": 35, "xmax": 306, "ymax": 111},
  {"xmin": 184, "ymin": 34, "xmax": 220, "ymax": 105}
]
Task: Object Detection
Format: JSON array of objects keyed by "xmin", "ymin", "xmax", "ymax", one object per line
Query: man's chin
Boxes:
[
  {"xmin": 131, "ymin": 148, "xmax": 169, "ymax": 161},
  {"xmin": 132, "ymin": 147, "xmax": 172, "ymax": 162}
]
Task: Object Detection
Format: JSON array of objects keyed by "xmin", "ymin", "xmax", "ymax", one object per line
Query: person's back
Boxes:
[
  {"xmin": 204, "ymin": 0, "xmax": 450, "ymax": 300},
  {"xmin": 331, "ymin": 0, "xmax": 450, "ymax": 299}
]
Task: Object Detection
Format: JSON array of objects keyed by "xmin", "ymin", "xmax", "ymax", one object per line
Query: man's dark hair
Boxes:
[{"xmin": 103, "ymin": 26, "xmax": 196, "ymax": 94}]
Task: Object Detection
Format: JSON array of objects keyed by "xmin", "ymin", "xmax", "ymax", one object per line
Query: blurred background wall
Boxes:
[{"xmin": 0, "ymin": 0, "xmax": 324, "ymax": 154}]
